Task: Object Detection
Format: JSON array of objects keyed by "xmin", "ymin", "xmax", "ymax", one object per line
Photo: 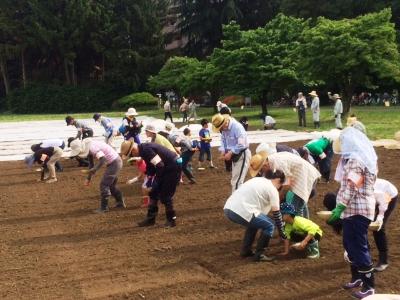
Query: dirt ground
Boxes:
[{"xmin": 1, "ymin": 141, "xmax": 399, "ymax": 300}]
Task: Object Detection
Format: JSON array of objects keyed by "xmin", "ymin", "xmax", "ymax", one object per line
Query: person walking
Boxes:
[
  {"xmin": 71, "ymin": 139, "xmax": 125, "ymax": 213},
  {"xmin": 179, "ymin": 98, "xmax": 189, "ymax": 123},
  {"xmin": 212, "ymin": 113, "xmax": 251, "ymax": 193},
  {"xmin": 328, "ymin": 92, "xmax": 343, "ymax": 129},
  {"xmin": 163, "ymin": 100, "xmax": 173, "ymax": 123},
  {"xmin": 187, "ymin": 99, "xmax": 199, "ymax": 123},
  {"xmin": 223, "ymin": 172, "xmax": 287, "ymax": 261},
  {"xmin": 120, "ymin": 141, "xmax": 181, "ymax": 227},
  {"xmin": 93, "ymin": 113, "xmax": 116, "ymax": 145},
  {"xmin": 328, "ymin": 127, "xmax": 377, "ymax": 299},
  {"xmin": 65, "ymin": 116, "xmax": 94, "ymax": 139},
  {"xmin": 309, "ymin": 91, "xmax": 320, "ymax": 128},
  {"xmin": 295, "ymin": 92, "xmax": 307, "ymax": 127}
]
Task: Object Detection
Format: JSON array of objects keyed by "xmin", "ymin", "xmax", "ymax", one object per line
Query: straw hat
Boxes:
[
  {"xmin": 70, "ymin": 139, "xmax": 83, "ymax": 157},
  {"xmin": 144, "ymin": 124, "xmax": 157, "ymax": 134},
  {"xmin": 120, "ymin": 140, "xmax": 135, "ymax": 159},
  {"xmin": 309, "ymin": 91, "xmax": 318, "ymax": 97},
  {"xmin": 248, "ymin": 152, "xmax": 268, "ymax": 177},
  {"xmin": 255, "ymin": 142, "xmax": 277, "ymax": 156},
  {"xmin": 211, "ymin": 113, "xmax": 228, "ymax": 133},
  {"xmin": 346, "ymin": 116, "xmax": 357, "ymax": 126},
  {"xmin": 332, "ymin": 137, "xmax": 341, "ymax": 154},
  {"xmin": 125, "ymin": 107, "xmax": 138, "ymax": 117}
]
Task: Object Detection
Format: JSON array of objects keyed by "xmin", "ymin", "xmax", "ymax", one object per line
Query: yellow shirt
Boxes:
[
  {"xmin": 284, "ymin": 216, "xmax": 323, "ymax": 240},
  {"xmin": 154, "ymin": 134, "xmax": 178, "ymax": 154}
]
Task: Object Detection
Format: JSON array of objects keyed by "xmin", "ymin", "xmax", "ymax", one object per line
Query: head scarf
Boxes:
[{"xmin": 339, "ymin": 127, "xmax": 377, "ymax": 174}]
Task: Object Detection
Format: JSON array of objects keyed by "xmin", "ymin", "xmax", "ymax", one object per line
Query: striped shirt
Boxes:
[
  {"xmin": 337, "ymin": 159, "xmax": 376, "ymax": 221},
  {"xmin": 268, "ymin": 152, "xmax": 321, "ymax": 202}
]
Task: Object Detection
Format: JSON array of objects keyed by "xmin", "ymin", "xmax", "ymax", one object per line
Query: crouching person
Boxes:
[
  {"xmin": 24, "ymin": 146, "xmax": 63, "ymax": 183},
  {"xmin": 280, "ymin": 203, "xmax": 322, "ymax": 259},
  {"xmin": 70, "ymin": 139, "xmax": 125, "ymax": 213},
  {"xmin": 120, "ymin": 141, "xmax": 181, "ymax": 227},
  {"xmin": 223, "ymin": 171, "xmax": 287, "ymax": 262}
]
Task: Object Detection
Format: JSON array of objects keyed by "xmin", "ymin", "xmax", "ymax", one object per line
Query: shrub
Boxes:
[
  {"xmin": 117, "ymin": 92, "xmax": 158, "ymax": 108},
  {"xmin": 6, "ymin": 83, "xmax": 125, "ymax": 113}
]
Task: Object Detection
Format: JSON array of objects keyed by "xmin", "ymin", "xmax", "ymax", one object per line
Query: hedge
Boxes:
[{"xmin": 116, "ymin": 92, "xmax": 158, "ymax": 108}]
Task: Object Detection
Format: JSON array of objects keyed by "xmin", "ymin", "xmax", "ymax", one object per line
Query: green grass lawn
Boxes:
[{"xmin": 0, "ymin": 106, "xmax": 399, "ymax": 140}]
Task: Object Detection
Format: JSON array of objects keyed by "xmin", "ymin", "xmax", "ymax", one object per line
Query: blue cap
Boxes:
[
  {"xmin": 280, "ymin": 202, "xmax": 297, "ymax": 215},
  {"xmin": 24, "ymin": 155, "xmax": 35, "ymax": 168}
]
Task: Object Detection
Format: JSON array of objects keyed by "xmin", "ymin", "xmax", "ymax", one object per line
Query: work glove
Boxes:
[
  {"xmin": 375, "ymin": 215, "xmax": 384, "ymax": 231},
  {"xmin": 327, "ymin": 203, "xmax": 346, "ymax": 225}
]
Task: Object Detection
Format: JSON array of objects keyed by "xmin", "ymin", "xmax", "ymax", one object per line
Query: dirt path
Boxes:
[{"xmin": 1, "ymin": 143, "xmax": 399, "ymax": 299}]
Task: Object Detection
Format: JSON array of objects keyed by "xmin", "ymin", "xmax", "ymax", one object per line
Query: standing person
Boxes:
[
  {"xmin": 180, "ymin": 128, "xmax": 197, "ymax": 183},
  {"xmin": 328, "ymin": 127, "xmax": 377, "ymax": 299},
  {"xmin": 71, "ymin": 139, "xmax": 125, "ymax": 213},
  {"xmin": 223, "ymin": 172, "xmax": 287, "ymax": 261},
  {"xmin": 198, "ymin": 119, "xmax": 215, "ymax": 170},
  {"xmin": 120, "ymin": 141, "xmax": 181, "ymax": 227},
  {"xmin": 187, "ymin": 99, "xmax": 199, "ymax": 123},
  {"xmin": 179, "ymin": 98, "xmax": 189, "ymax": 123},
  {"xmin": 121, "ymin": 107, "xmax": 143, "ymax": 144},
  {"xmin": 93, "ymin": 113, "xmax": 116, "ymax": 145},
  {"xmin": 372, "ymin": 178, "xmax": 398, "ymax": 272},
  {"xmin": 328, "ymin": 92, "xmax": 343, "ymax": 129},
  {"xmin": 309, "ymin": 91, "xmax": 320, "ymax": 128},
  {"xmin": 295, "ymin": 92, "xmax": 307, "ymax": 127},
  {"xmin": 65, "ymin": 116, "xmax": 94, "ymax": 139},
  {"xmin": 163, "ymin": 100, "xmax": 173, "ymax": 123},
  {"xmin": 212, "ymin": 113, "xmax": 251, "ymax": 193},
  {"xmin": 24, "ymin": 145, "xmax": 63, "ymax": 183},
  {"xmin": 248, "ymin": 151, "xmax": 321, "ymax": 218},
  {"xmin": 298, "ymin": 137, "xmax": 334, "ymax": 183},
  {"xmin": 31, "ymin": 139, "xmax": 65, "ymax": 172}
]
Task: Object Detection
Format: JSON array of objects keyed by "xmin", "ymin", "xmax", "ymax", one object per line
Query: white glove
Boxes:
[
  {"xmin": 127, "ymin": 177, "xmax": 139, "ymax": 184},
  {"xmin": 376, "ymin": 215, "xmax": 384, "ymax": 231}
]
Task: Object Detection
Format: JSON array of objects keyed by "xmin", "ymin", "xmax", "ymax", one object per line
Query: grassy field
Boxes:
[{"xmin": 0, "ymin": 106, "xmax": 399, "ymax": 140}]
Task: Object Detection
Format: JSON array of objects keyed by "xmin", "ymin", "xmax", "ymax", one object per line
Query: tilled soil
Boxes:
[{"xmin": 0, "ymin": 142, "xmax": 399, "ymax": 300}]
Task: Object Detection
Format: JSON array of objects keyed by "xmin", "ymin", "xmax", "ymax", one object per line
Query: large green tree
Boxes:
[{"xmin": 297, "ymin": 8, "xmax": 400, "ymax": 114}]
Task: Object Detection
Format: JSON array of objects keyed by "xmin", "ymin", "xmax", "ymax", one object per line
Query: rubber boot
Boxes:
[
  {"xmin": 94, "ymin": 197, "xmax": 109, "ymax": 213},
  {"xmin": 240, "ymin": 228, "xmax": 257, "ymax": 257},
  {"xmin": 114, "ymin": 192, "xmax": 126, "ymax": 209},
  {"xmin": 374, "ymin": 251, "xmax": 388, "ymax": 272},
  {"xmin": 253, "ymin": 234, "xmax": 275, "ymax": 262},
  {"xmin": 165, "ymin": 209, "xmax": 177, "ymax": 228},
  {"xmin": 343, "ymin": 264, "xmax": 362, "ymax": 289},
  {"xmin": 317, "ymin": 121, "xmax": 320, "ymax": 128},
  {"xmin": 306, "ymin": 240, "xmax": 320, "ymax": 259},
  {"xmin": 314, "ymin": 122, "xmax": 317, "ymax": 129},
  {"xmin": 352, "ymin": 269, "xmax": 375, "ymax": 299},
  {"xmin": 137, "ymin": 205, "xmax": 158, "ymax": 227}
]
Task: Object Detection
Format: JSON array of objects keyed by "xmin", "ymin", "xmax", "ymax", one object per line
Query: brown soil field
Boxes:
[{"xmin": 1, "ymin": 142, "xmax": 399, "ymax": 300}]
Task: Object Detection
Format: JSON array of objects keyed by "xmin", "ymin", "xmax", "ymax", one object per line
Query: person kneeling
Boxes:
[{"xmin": 280, "ymin": 203, "xmax": 323, "ymax": 259}]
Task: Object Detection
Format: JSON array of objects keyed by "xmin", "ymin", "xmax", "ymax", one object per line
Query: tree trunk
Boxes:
[
  {"xmin": 0, "ymin": 58, "xmax": 10, "ymax": 95},
  {"xmin": 260, "ymin": 90, "xmax": 268, "ymax": 115},
  {"xmin": 341, "ymin": 84, "xmax": 354, "ymax": 117},
  {"xmin": 64, "ymin": 59, "xmax": 71, "ymax": 85},
  {"xmin": 71, "ymin": 61, "xmax": 77, "ymax": 86},
  {"xmin": 102, "ymin": 53, "xmax": 105, "ymax": 81},
  {"xmin": 21, "ymin": 49, "xmax": 26, "ymax": 88},
  {"xmin": 211, "ymin": 89, "xmax": 221, "ymax": 113}
]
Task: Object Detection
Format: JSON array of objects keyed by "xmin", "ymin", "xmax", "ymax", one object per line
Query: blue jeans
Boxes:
[
  {"xmin": 343, "ymin": 215, "xmax": 372, "ymax": 269},
  {"xmin": 224, "ymin": 209, "xmax": 275, "ymax": 238}
]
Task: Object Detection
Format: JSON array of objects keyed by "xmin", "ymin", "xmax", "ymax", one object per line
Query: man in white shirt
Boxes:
[
  {"xmin": 223, "ymin": 172, "xmax": 287, "ymax": 262},
  {"xmin": 328, "ymin": 92, "xmax": 343, "ymax": 129},
  {"xmin": 295, "ymin": 92, "xmax": 307, "ymax": 127}
]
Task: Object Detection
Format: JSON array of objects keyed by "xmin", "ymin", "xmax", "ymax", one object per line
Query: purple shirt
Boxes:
[{"xmin": 89, "ymin": 141, "xmax": 119, "ymax": 164}]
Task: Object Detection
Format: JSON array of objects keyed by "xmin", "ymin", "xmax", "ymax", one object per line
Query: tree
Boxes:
[{"xmin": 297, "ymin": 8, "xmax": 400, "ymax": 114}]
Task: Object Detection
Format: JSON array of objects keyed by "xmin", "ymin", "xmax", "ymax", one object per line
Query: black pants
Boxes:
[
  {"xmin": 373, "ymin": 196, "xmax": 397, "ymax": 253},
  {"xmin": 314, "ymin": 143, "xmax": 333, "ymax": 181},
  {"xmin": 82, "ymin": 129, "xmax": 94, "ymax": 139},
  {"xmin": 164, "ymin": 112, "xmax": 173, "ymax": 123},
  {"xmin": 149, "ymin": 165, "xmax": 181, "ymax": 211},
  {"xmin": 298, "ymin": 110, "xmax": 306, "ymax": 127}
]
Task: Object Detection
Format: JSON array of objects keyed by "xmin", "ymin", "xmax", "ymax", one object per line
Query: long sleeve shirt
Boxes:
[
  {"xmin": 337, "ymin": 159, "xmax": 376, "ymax": 221},
  {"xmin": 295, "ymin": 97, "xmax": 307, "ymax": 109},
  {"xmin": 305, "ymin": 138, "xmax": 330, "ymax": 157},
  {"xmin": 74, "ymin": 120, "xmax": 92, "ymax": 138},
  {"xmin": 219, "ymin": 118, "xmax": 248, "ymax": 154},
  {"xmin": 310, "ymin": 97, "xmax": 320, "ymax": 112},
  {"xmin": 100, "ymin": 117, "xmax": 115, "ymax": 135},
  {"xmin": 138, "ymin": 143, "xmax": 179, "ymax": 178},
  {"xmin": 284, "ymin": 216, "xmax": 323, "ymax": 240},
  {"xmin": 334, "ymin": 100, "xmax": 343, "ymax": 115}
]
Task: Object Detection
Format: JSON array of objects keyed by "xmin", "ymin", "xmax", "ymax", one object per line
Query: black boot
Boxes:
[
  {"xmin": 374, "ymin": 251, "xmax": 388, "ymax": 272},
  {"xmin": 240, "ymin": 228, "xmax": 257, "ymax": 257},
  {"xmin": 94, "ymin": 197, "xmax": 109, "ymax": 213},
  {"xmin": 317, "ymin": 121, "xmax": 320, "ymax": 128},
  {"xmin": 253, "ymin": 234, "xmax": 274, "ymax": 262},
  {"xmin": 352, "ymin": 268, "xmax": 375, "ymax": 299},
  {"xmin": 314, "ymin": 122, "xmax": 317, "ymax": 129},
  {"xmin": 165, "ymin": 209, "xmax": 177, "ymax": 228},
  {"xmin": 114, "ymin": 192, "xmax": 126, "ymax": 209},
  {"xmin": 137, "ymin": 205, "xmax": 158, "ymax": 227}
]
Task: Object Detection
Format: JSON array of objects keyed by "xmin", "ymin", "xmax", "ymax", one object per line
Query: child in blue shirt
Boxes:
[{"xmin": 198, "ymin": 119, "xmax": 215, "ymax": 170}]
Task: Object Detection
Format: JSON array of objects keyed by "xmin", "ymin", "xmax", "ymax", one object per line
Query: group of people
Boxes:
[
  {"xmin": 213, "ymin": 111, "xmax": 396, "ymax": 299},
  {"xmin": 23, "ymin": 104, "xmax": 396, "ymax": 299},
  {"xmin": 296, "ymin": 91, "xmax": 343, "ymax": 129}
]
